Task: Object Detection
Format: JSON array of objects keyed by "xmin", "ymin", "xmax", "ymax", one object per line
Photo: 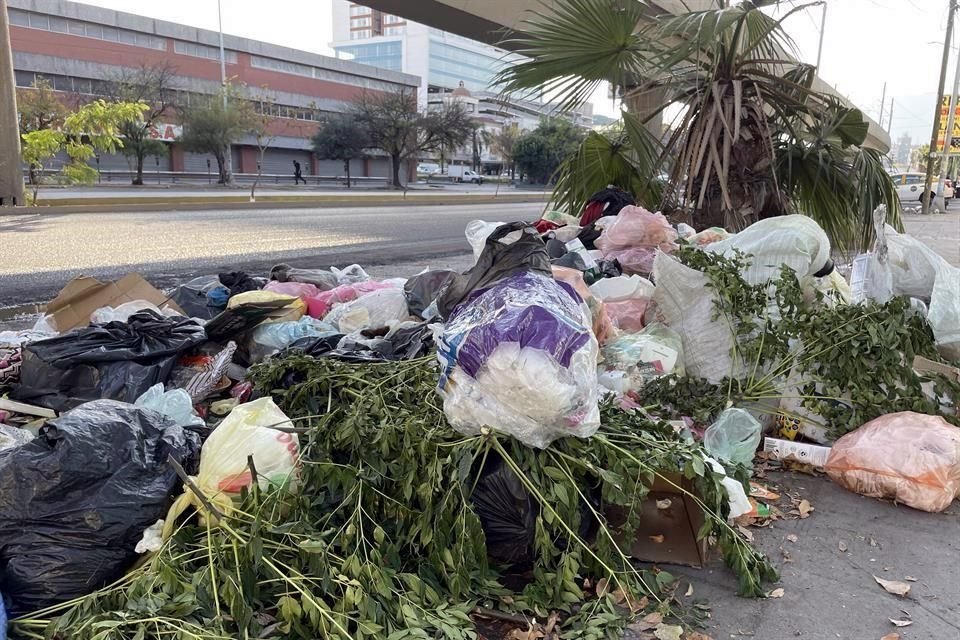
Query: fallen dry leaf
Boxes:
[
  {"xmin": 888, "ymin": 619, "xmax": 913, "ymax": 628},
  {"xmin": 880, "ymin": 634, "xmax": 901, "ymax": 640},
  {"xmin": 595, "ymin": 578, "xmax": 609, "ymax": 597},
  {"xmin": 767, "ymin": 588, "xmax": 785, "ymax": 598},
  {"xmin": 874, "ymin": 576, "xmax": 911, "ymax": 597},
  {"xmin": 506, "ymin": 625, "xmax": 544, "ymax": 640},
  {"xmin": 685, "ymin": 633, "xmax": 714, "ymax": 640},
  {"xmin": 786, "ymin": 534, "xmax": 798, "ymax": 543},
  {"xmin": 904, "ymin": 576, "xmax": 917, "ymax": 582},
  {"xmin": 628, "ymin": 612, "xmax": 663, "ymax": 632},
  {"xmin": 653, "ymin": 623, "xmax": 683, "ymax": 640},
  {"xmin": 737, "ymin": 525, "xmax": 755, "ymax": 543},
  {"xmin": 649, "ymin": 534, "xmax": 665, "ymax": 544},
  {"xmin": 797, "ymin": 499, "xmax": 813, "ymax": 518},
  {"xmin": 838, "ymin": 541, "xmax": 848, "ymax": 552},
  {"xmin": 869, "ymin": 535, "xmax": 878, "ymax": 547},
  {"xmin": 685, "ymin": 583, "xmax": 694, "ymax": 597},
  {"xmin": 781, "ymin": 548, "xmax": 793, "ymax": 564},
  {"xmin": 656, "ymin": 498, "xmax": 672, "ymax": 510},
  {"xmin": 544, "ymin": 611, "xmax": 560, "ymax": 635}
]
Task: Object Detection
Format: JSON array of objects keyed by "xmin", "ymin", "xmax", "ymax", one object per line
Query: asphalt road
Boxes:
[{"xmin": 0, "ymin": 202, "xmax": 545, "ymax": 307}]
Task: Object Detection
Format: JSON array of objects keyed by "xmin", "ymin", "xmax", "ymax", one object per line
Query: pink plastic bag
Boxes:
[
  {"xmin": 825, "ymin": 412, "xmax": 960, "ymax": 513},
  {"xmin": 605, "ymin": 298, "xmax": 650, "ymax": 333},
  {"xmin": 595, "ymin": 206, "xmax": 677, "ymax": 276},
  {"xmin": 264, "ymin": 281, "xmax": 320, "ymax": 301},
  {"xmin": 306, "ymin": 281, "xmax": 395, "ymax": 319}
]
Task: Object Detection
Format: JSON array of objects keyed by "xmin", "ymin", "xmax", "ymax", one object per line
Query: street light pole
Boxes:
[
  {"xmin": 815, "ymin": 2, "xmax": 827, "ymax": 70},
  {"xmin": 924, "ymin": 0, "xmax": 957, "ymax": 215},
  {"xmin": 0, "ymin": 0, "xmax": 25, "ymax": 206},
  {"xmin": 217, "ymin": 0, "xmax": 232, "ymax": 183}
]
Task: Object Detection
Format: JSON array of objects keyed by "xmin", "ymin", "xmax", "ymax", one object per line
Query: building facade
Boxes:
[
  {"xmin": 9, "ymin": 0, "xmax": 419, "ymax": 180},
  {"xmin": 330, "ymin": 0, "xmax": 592, "ymax": 172}
]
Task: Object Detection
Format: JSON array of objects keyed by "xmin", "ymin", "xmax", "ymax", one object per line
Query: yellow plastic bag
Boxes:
[
  {"xmin": 227, "ymin": 290, "xmax": 306, "ymax": 323},
  {"xmin": 164, "ymin": 398, "xmax": 300, "ymax": 534}
]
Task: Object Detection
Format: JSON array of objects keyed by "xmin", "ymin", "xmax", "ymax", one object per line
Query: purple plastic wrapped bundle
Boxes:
[{"xmin": 437, "ymin": 272, "xmax": 600, "ymax": 449}]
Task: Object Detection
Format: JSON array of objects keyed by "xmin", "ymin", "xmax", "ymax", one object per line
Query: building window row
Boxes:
[
  {"xmin": 383, "ymin": 26, "xmax": 404, "ymax": 36},
  {"xmin": 350, "ymin": 29, "xmax": 372, "ymax": 40},
  {"xmin": 383, "ymin": 14, "xmax": 404, "ymax": 24},
  {"xmin": 351, "ymin": 17, "xmax": 372, "ymax": 27},
  {"xmin": 8, "ymin": 8, "xmax": 167, "ymax": 51},
  {"xmin": 174, "ymin": 40, "xmax": 238, "ymax": 64},
  {"xmin": 349, "ymin": 4, "xmax": 370, "ymax": 16},
  {"xmin": 15, "ymin": 70, "xmax": 111, "ymax": 96}
]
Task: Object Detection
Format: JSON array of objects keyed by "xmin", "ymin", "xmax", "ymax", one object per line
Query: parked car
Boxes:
[
  {"xmin": 446, "ymin": 166, "xmax": 484, "ymax": 184},
  {"xmin": 888, "ymin": 172, "xmax": 945, "ymax": 210},
  {"xmin": 417, "ymin": 163, "xmax": 440, "ymax": 176}
]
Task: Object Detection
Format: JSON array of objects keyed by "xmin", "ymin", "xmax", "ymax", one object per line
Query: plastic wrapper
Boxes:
[
  {"xmin": 703, "ymin": 408, "xmax": 762, "ymax": 467},
  {"xmin": 597, "ymin": 323, "xmax": 683, "ymax": 394},
  {"xmin": 437, "ymin": 222, "xmax": 552, "ymax": 319},
  {"xmin": 928, "ymin": 264, "xmax": 960, "ymax": 361},
  {"xmin": 263, "ymin": 280, "xmax": 321, "ymax": 301},
  {"xmin": 437, "ymin": 271, "xmax": 600, "ymax": 449},
  {"xmin": 825, "ymin": 411, "xmax": 960, "ymax": 513},
  {"xmin": 270, "ymin": 263, "xmax": 339, "ymax": 291},
  {"xmin": 164, "ymin": 398, "xmax": 299, "ymax": 527},
  {"xmin": 305, "ymin": 280, "xmax": 397, "ymax": 319},
  {"xmin": 331, "ymin": 264, "xmax": 371, "ymax": 285},
  {"xmin": 324, "ymin": 288, "xmax": 411, "ymax": 334},
  {"xmin": 405, "ymin": 269, "xmax": 456, "ymax": 318},
  {"xmin": 605, "ymin": 299, "xmax": 651, "ymax": 333},
  {"xmin": 0, "ymin": 345, "xmax": 21, "ymax": 387},
  {"xmin": 0, "ymin": 400, "xmax": 199, "ymax": 615},
  {"xmin": 134, "ymin": 383, "xmax": 205, "ymax": 428},
  {"xmin": 90, "ymin": 300, "xmax": 181, "ymax": 325},
  {"xmin": 12, "ymin": 311, "xmax": 206, "ymax": 412},
  {"xmin": 248, "ymin": 317, "xmax": 337, "ymax": 363},
  {"xmin": 218, "ymin": 271, "xmax": 260, "ymax": 296},
  {"xmin": 551, "ymin": 266, "xmax": 614, "ymax": 344},
  {"xmin": 704, "ymin": 457, "xmax": 751, "ymax": 518},
  {"xmin": 206, "ymin": 292, "xmax": 305, "ymax": 341},
  {"xmin": 594, "ymin": 206, "xmax": 678, "ymax": 276},
  {"xmin": 652, "ymin": 253, "xmax": 739, "ymax": 383},
  {"xmin": 135, "ymin": 520, "xmax": 164, "ymax": 554},
  {"xmin": 180, "ymin": 341, "xmax": 238, "ymax": 403},
  {"xmin": 850, "ymin": 252, "xmax": 894, "ymax": 304},
  {"xmin": 0, "ymin": 424, "xmax": 34, "ymax": 451}
]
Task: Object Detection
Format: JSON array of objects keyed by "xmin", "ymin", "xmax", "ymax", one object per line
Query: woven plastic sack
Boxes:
[
  {"xmin": 825, "ymin": 412, "xmax": 960, "ymax": 513},
  {"xmin": 652, "ymin": 253, "xmax": 739, "ymax": 383},
  {"xmin": 928, "ymin": 264, "xmax": 960, "ymax": 361},
  {"xmin": 884, "ymin": 225, "xmax": 950, "ymax": 299},
  {"xmin": 595, "ymin": 206, "xmax": 677, "ymax": 276},
  {"xmin": 703, "ymin": 408, "xmax": 762, "ymax": 467},
  {"xmin": 164, "ymin": 398, "xmax": 299, "ymax": 530},
  {"xmin": 437, "ymin": 271, "xmax": 599, "ymax": 449}
]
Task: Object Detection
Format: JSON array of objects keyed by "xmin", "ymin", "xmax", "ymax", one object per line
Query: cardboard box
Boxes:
[
  {"xmin": 763, "ymin": 436, "xmax": 831, "ymax": 468},
  {"xmin": 913, "ymin": 355, "xmax": 960, "ymax": 383},
  {"xmin": 607, "ymin": 474, "xmax": 710, "ymax": 568},
  {"xmin": 46, "ymin": 273, "xmax": 183, "ymax": 332}
]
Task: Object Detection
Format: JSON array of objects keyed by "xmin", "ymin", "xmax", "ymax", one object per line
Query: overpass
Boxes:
[{"xmin": 359, "ymin": 0, "xmax": 891, "ymax": 153}]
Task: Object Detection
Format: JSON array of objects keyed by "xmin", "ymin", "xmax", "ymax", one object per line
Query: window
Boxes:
[
  {"xmin": 12, "ymin": 9, "xmax": 167, "ymax": 50},
  {"xmin": 384, "ymin": 26, "xmax": 404, "ymax": 36},
  {"xmin": 53, "ymin": 75, "xmax": 72, "ymax": 92},
  {"xmin": 352, "ymin": 17, "xmax": 371, "ymax": 27},
  {"xmin": 905, "ymin": 174, "xmax": 924, "ymax": 185},
  {"xmin": 175, "ymin": 40, "xmax": 238, "ymax": 63},
  {"xmin": 14, "ymin": 70, "xmax": 34, "ymax": 87},
  {"xmin": 350, "ymin": 29, "xmax": 371, "ymax": 40},
  {"xmin": 350, "ymin": 4, "xmax": 369, "ymax": 16},
  {"xmin": 250, "ymin": 55, "xmax": 313, "ymax": 77},
  {"xmin": 384, "ymin": 14, "xmax": 403, "ymax": 24},
  {"xmin": 335, "ymin": 41, "xmax": 403, "ymax": 72}
]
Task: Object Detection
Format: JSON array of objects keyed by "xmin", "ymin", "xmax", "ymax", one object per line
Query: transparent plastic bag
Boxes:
[
  {"xmin": 884, "ymin": 225, "xmax": 949, "ymax": 299},
  {"xmin": 465, "ymin": 220, "xmax": 519, "ymax": 260},
  {"xmin": 134, "ymin": 383, "xmax": 205, "ymax": 428},
  {"xmin": 588, "ymin": 275, "xmax": 655, "ymax": 302},
  {"xmin": 90, "ymin": 300, "xmax": 180, "ymax": 325},
  {"xmin": 248, "ymin": 317, "xmax": 337, "ymax": 363},
  {"xmin": 703, "ymin": 408, "xmax": 762, "ymax": 467},
  {"xmin": 598, "ymin": 323, "xmax": 683, "ymax": 394},
  {"xmin": 825, "ymin": 412, "xmax": 960, "ymax": 513},
  {"xmin": 324, "ymin": 288, "xmax": 411, "ymax": 334},
  {"xmin": 305, "ymin": 280, "xmax": 397, "ymax": 319},
  {"xmin": 594, "ymin": 206, "xmax": 677, "ymax": 276},
  {"xmin": 437, "ymin": 271, "xmax": 599, "ymax": 449},
  {"xmin": 164, "ymin": 398, "xmax": 300, "ymax": 529},
  {"xmin": 330, "ymin": 264, "xmax": 371, "ymax": 285},
  {"xmin": 263, "ymin": 281, "xmax": 321, "ymax": 301},
  {"xmin": 0, "ymin": 424, "xmax": 34, "ymax": 452}
]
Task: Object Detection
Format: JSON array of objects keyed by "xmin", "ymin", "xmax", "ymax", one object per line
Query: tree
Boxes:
[
  {"xmin": 312, "ymin": 113, "xmax": 370, "ymax": 189},
  {"xmin": 179, "ymin": 84, "xmax": 255, "ymax": 184},
  {"xmin": 21, "ymin": 99, "xmax": 148, "ymax": 203},
  {"xmin": 17, "ymin": 78, "xmax": 67, "ymax": 185},
  {"xmin": 512, "ymin": 118, "xmax": 584, "ymax": 184},
  {"xmin": 249, "ymin": 94, "xmax": 278, "ymax": 201},
  {"xmin": 351, "ymin": 90, "xmax": 473, "ymax": 188},
  {"xmin": 497, "ymin": 0, "xmax": 901, "ymax": 253},
  {"xmin": 490, "ymin": 125, "xmax": 521, "ymax": 177},
  {"xmin": 108, "ymin": 64, "xmax": 177, "ymax": 185}
]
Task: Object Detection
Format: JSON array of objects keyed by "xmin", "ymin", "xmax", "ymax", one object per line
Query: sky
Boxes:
[{"xmin": 76, "ymin": 0, "xmax": 952, "ymax": 143}]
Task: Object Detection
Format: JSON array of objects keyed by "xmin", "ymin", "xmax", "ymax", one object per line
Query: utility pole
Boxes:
[
  {"xmin": 924, "ymin": 0, "xmax": 957, "ymax": 215},
  {"xmin": 0, "ymin": 0, "xmax": 25, "ymax": 206},
  {"xmin": 879, "ymin": 82, "xmax": 887, "ymax": 129},
  {"xmin": 888, "ymin": 97, "xmax": 894, "ymax": 135},
  {"xmin": 217, "ymin": 0, "xmax": 232, "ymax": 183},
  {"xmin": 938, "ymin": 50, "xmax": 960, "ymax": 200},
  {"xmin": 815, "ymin": 2, "xmax": 827, "ymax": 70}
]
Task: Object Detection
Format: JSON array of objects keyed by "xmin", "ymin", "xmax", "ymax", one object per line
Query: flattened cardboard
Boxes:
[
  {"xmin": 913, "ymin": 355, "xmax": 960, "ymax": 383},
  {"xmin": 607, "ymin": 474, "xmax": 710, "ymax": 568},
  {"xmin": 46, "ymin": 274, "xmax": 184, "ymax": 332}
]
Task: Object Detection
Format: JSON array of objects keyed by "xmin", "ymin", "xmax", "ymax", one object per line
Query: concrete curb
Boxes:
[{"xmin": 10, "ymin": 193, "xmax": 551, "ymax": 214}]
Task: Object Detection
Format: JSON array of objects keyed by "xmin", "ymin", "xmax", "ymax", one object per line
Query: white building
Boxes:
[{"xmin": 330, "ymin": 0, "xmax": 592, "ymax": 171}]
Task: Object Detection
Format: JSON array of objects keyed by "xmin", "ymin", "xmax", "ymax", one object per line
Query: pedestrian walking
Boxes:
[{"xmin": 293, "ymin": 160, "xmax": 306, "ymax": 185}]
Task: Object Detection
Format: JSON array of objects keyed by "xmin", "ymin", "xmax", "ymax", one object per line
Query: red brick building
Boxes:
[{"xmin": 9, "ymin": 0, "xmax": 419, "ymax": 180}]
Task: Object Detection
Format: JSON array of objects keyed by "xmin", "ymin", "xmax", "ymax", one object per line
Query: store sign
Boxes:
[
  {"xmin": 936, "ymin": 96, "xmax": 960, "ymax": 152},
  {"xmin": 147, "ymin": 123, "xmax": 182, "ymax": 142}
]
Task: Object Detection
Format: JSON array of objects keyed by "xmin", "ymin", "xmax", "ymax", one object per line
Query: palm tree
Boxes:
[{"xmin": 496, "ymin": 0, "xmax": 901, "ymax": 253}]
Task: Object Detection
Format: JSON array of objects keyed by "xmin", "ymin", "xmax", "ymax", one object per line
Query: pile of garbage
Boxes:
[{"xmin": 1, "ymin": 186, "xmax": 959, "ymax": 639}]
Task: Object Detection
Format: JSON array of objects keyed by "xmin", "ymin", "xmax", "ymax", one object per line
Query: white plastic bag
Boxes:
[
  {"xmin": 928, "ymin": 264, "xmax": 960, "ymax": 361},
  {"xmin": 652, "ymin": 253, "xmax": 739, "ymax": 383},
  {"xmin": 589, "ymin": 275, "xmax": 655, "ymax": 302},
  {"xmin": 0, "ymin": 423, "xmax": 34, "ymax": 451},
  {"xmin": 330, "ymin": 264, "xmax": 371, "ymax": 285},
  {"xmin": 91, "ymin": 300, "xmax": 180, "ymax": 325},
  {"xmin": 465, "ymin": 220, "xmax": 520, "ymax": 260},
  {"xmin": 884, "ymin": 225, "xmax": 950, "ymax": 299},
  {"xmin": 598, "ymin": 323, "xmax": 683, "ymax": 395},
  {"xmin": 164, "ymin": 398, "xmax": 300, "ymax": 529},
  {"xmin": 324, "ymin": 288, "xmax": 411, "ymax": 334},
  {"xmin": 437, "ymin": 271, "xmax": 600, "ymax": 449},
  {"xmin": 850, "ymin": 253, "xmax": 894, "ymax": 304},
  {"xmin": 134, "ymin": 383, "xmax": 205, "ymax": 428},
  {"xmin": 704, "ymin": 457, "xmax": 752, "ymax": 519}
]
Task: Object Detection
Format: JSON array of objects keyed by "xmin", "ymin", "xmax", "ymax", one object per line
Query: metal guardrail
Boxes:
[{"xmin": 25, "ymin": 169, "xmax": 388, "ymax": 186}]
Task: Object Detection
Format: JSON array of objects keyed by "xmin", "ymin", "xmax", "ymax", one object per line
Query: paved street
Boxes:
[{"xmin": 0, "ymin": 202, "xmax": 545, "ymax": 307}]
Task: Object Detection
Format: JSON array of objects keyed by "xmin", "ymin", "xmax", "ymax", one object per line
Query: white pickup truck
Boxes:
[{"xmin": 446, "ymin": 166, "xmax": 484, "ymax": 184}]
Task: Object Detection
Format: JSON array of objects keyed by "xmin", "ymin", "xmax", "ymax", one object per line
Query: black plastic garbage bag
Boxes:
[
  {"xmin": 437, "ymin": 223, "xmax": 551, "ymax": 318},
  {"xmin": 170, "ymin": 275, "xmax": 226, "ymax": 320},
  {"xmin": 218, "ymin": 271, "xmax": 260, "ymax": 296},
  {"xmin": 0, "ymin": 400, "xmax": 200, "ymax": 615},
  {"xmin": 404, "ymin": 269, "xmax": 456, "ymax": 317},
  {"xmin": 280, "ymin": 322, "xmax": 434, "ymax": 363},
  {"xmin": 11, "ymin": 311, "xmax": 206, "ymax": 412}
]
